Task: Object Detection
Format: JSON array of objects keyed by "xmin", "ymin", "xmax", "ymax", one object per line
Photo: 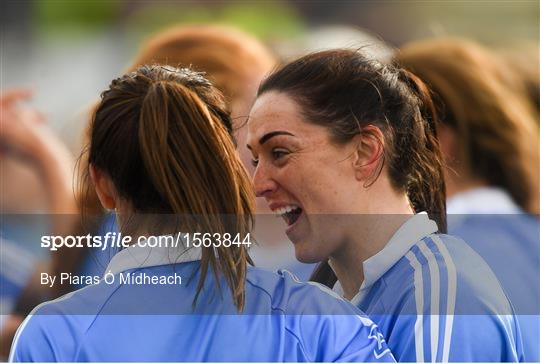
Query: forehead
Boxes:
[{"xmin": 247, "ymin": 91, "xmax": 314, "ymax": 140}]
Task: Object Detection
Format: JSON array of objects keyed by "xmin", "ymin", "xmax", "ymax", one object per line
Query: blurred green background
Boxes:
[
  {"xmin": 3, "ymin": 0, "xmax": 539, "ymax": 45},
  {"xmin": 1, "ymin": 0, "xmax": 538, "ymax": 148}
]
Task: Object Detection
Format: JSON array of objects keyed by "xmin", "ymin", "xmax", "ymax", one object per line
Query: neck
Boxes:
[
  {"xmin": 330, "ymin": 184, "xmax": 413, "ymax": 300},
  {"xmin": 330, "ymin": 245, "xmax": 363, "ymax": 300},
  {"xmin": 115, "ymin": 210, "xmax": 183, "ymax": 244}
]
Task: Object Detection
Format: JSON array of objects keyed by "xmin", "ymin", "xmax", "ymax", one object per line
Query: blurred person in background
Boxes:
[
  {"xmin": 0, "ymin": 89, "xmax": 78, "ymax": 358},
  {"xmin": 0, "ymin": 89, "xmax": 78, "ymax": 245},
  {"xmin": 397, "ymin": 37, "xmax": 540, "ymax": 361},
  {"xmin": 497, "ymin": 44, "xmax": 540, "ymax": 122},
  {"xmin": 0, "ymin": 237, "xmax": 36, "ymax": 359}
]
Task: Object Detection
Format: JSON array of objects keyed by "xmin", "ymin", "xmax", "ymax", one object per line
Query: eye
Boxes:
[{"xmin": 272, "ymin": 148, "xmax": 289, "ymax": 161}]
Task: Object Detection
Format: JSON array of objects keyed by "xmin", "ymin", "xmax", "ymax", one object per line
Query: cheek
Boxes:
[
  {"xmin": 300, "ymin": 164, "xmax": 353, "ymax": 213},
  {"xmin": 272, "ymin": 162, "xmax": 304, "ymax": 193}
]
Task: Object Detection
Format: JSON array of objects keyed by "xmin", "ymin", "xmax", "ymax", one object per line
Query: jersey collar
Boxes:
[
  {"xmin": 104, "ymin": 234, "xmax": 202, "ymax": 276},
  {"xmin": 350, "ymin": 212, "xmax": 438, "ymax": 305}
]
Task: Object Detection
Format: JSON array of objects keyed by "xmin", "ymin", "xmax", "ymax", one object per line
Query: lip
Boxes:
[
  {"xmin": 267, "ymin": 201, "xmax": 304, "ymax": 236},
  {"xmin": 284, "ymin": 209, "xmax": 303, "ymax": 237},
  {"xmin": 268, "ymin": 202, "xmax": 296, "ymax": 211}
]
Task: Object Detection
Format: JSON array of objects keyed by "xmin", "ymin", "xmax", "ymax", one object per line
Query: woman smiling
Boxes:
[{"xmin": 247, "ymin": 49, "xmax": 524, "ymax": 362}]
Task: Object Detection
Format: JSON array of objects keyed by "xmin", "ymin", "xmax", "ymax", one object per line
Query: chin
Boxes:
[{"xmin": 293, "ymin": 241, "xmax": 326, "ymax": 264}]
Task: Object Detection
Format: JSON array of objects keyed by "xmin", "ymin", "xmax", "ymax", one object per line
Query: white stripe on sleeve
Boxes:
[
  {"xmin": 418, "ymin": 240, "xmax": 441, "ymax": 362},
  {"xmin": 405, "ymin": 251, "xmax": 425, "ymax": 362},
  {"xmin": 432, "ymin": 236, "xmax": 457, "ymax": 363}
]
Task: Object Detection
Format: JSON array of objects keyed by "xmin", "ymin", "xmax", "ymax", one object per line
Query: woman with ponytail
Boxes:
[
  {"xmin": 397, "ymin": 37, "xmax": 539, "ymax": 361},
  {"xmin": 9, "ymin": 65, "xmax": 394, "ymax": 362},
  {"xmin": 51, "ymin": 24, "xmax": 278, "ymax": 298},
  {"xmin": 247, "ymin": 49, "xmax": 523, "ymax": 361}
]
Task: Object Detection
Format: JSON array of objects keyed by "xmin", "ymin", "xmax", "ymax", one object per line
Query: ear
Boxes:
[
  {"xmin": 351, "ymin": 125, "xmax": 385, "ymax": 182},
  {"xmin": 89, "ymin": 164, "xmax": 116, "ymax": 210}
]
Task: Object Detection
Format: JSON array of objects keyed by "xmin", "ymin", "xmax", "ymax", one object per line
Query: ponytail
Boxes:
[
  {"xmin": 88, "ymin": 66, "xmax": 254, "ymax": 311},
  {"xmin": 398, "ymin": 69, "xmax": 447, "ymax": 233}
]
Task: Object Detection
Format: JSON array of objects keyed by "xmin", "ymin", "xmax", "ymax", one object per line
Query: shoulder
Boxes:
[
  {"xmin": 399, "ymin": 234, "xmax": 516, "ymax": 315},
  {"xmin": 245, "ymin": 267, "xmax": 394, "ymax": 362},
  {"xmin": 9, "ymin": 282, "xmax": 119, "ymax": 362},
  {"xmin": 246, "ymin": 266, "xmax": 358, "ymax": 314},
  {"xmin": 382, "ymin": 234, "xmax": 520, "ymax": 361}
]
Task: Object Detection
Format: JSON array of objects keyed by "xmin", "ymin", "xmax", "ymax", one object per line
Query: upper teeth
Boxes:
[{"xmin": 273, "ymin": 205, "xmax": 299, "ymax": 216}]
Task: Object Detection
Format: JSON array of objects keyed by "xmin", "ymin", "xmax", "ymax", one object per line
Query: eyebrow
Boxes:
[
  {"xmin": 246, "ymin": 130, "xmax": 296, "ymax": 151},
  {"xmin": 259, "ymin": 131, "xmax": 295, "ymax": 145}
]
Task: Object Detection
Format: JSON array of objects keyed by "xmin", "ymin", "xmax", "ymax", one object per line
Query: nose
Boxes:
[{"xmin": 252, "ymin": 163, "xmax": 278, "ymax": 198}]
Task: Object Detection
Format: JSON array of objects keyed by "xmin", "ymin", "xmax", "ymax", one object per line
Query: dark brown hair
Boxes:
[
  {"xmin": 397, "ymin": 38, "xmax": 539, "ymax": 213},
  {"xmin": 83, "ymin": 65, "xmax": 255, "ymax": 310},
  {"xmin": 258, "ymin": 49, "xmax": 447, "ymax": 287}
]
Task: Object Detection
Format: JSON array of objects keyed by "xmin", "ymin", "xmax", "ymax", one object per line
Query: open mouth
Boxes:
[{"xmin": 274, "ymin": 205, "xmax": 303, "ymax": 226}]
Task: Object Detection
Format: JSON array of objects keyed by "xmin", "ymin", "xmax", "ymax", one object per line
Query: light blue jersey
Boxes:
[
  {"xmin": 341, "ymin": 213, "xmax": 524, "ymax": 362},
  {"xmin": 249, "ymin": 243, "xmax": 315, "ymax": 282},
  {"xmin": 10, "ymin": 242, "xmax": 395, "ymax": 362},
  {"xmin": 448, "ymin": 188, "xmax": 540, "ymax": 361}
]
